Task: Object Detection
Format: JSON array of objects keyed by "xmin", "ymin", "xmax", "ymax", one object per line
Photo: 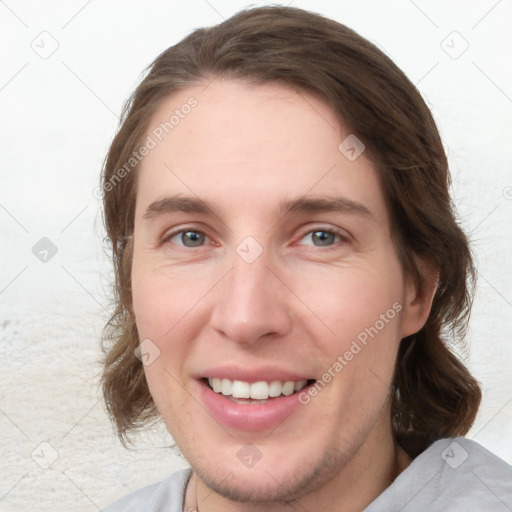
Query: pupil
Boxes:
[
  {"xmin": 182, "ymin": 231, "xmax": 205, "ymax": 247},
  {"xmin": 312, "ymin": 231, "xmax": 334, "ymax": 246}
]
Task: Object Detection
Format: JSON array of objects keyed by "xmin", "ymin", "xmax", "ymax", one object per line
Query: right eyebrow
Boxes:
[
  {"xmin": 280, "ymin": 195, "xmax": 375, "ymax": 222},
  {"xmin": 142, "ymin": 195, "xmax": 215, "ymax": 220}
]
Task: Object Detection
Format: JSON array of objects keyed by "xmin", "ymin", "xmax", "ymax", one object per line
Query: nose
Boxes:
[{"xmin": 210, "ymin": 252, "xmax": 293, "ymax": 345}]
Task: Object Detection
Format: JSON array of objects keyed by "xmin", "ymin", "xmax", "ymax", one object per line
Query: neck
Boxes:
[{"xmin": 186, "ymin": 414, "xmax": 411, "ymax": 512}]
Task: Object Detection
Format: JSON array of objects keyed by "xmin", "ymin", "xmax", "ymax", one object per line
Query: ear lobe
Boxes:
[{"xmin": 400, "ymin": 258, "xmax": 439, "ymax": 338}]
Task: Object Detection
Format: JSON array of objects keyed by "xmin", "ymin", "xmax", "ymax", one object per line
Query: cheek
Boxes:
[
  {"xmin": 131, "ymin": 268, "xmax": 202, "ymax": 416},
  {"xmin": 130, "ymin": 260, "xmax": 218, "ymax": 404},
  {"xmin": 291, "ymin": 258, "xmax": 405, "ymax": 349},
  {"xmin": 131, "ymin": 260, "xmax": 210, "ymax": 342},
  {"xmin": 131, "ymin": 274, "xmax": 174, "ymax": 342}
]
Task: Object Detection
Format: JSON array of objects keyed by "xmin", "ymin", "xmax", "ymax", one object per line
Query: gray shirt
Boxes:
[{"xmin": 103, "ymin": 438, "xmax": 512, "ymax": 511}]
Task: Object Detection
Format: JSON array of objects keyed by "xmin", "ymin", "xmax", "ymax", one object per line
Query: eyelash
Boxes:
[
  {"xmin": 160, "ymin": 226, "xmax": 215, "ymax": 249},
  {"xmin": 292, "ymin": 226, "xmax": 350, "ymax": 249},
  {"xmin": 160, "ymin": 225, "xmax": 350, "ymax": 250}
]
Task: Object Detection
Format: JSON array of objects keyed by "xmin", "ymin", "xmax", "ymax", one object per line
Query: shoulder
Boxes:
[
  {"xmin": 102, "ymin": 468, "xmax": 192, "ymax": 512},
  {"xmin": 365, "ymin": 437, "xmax": 512, "ymax": 511}
]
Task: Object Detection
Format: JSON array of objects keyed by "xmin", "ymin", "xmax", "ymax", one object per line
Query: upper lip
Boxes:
[{"xmin": 196, "ymin": 366, "xmax": 314, "ymax": 383}]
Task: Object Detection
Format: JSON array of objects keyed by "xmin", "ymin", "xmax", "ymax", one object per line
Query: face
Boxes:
[{"xmin": 131, "ymin": 80, "xmax": 424, "ymax": 503}]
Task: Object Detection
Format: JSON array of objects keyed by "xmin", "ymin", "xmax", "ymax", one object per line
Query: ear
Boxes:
[{"xmin": 400, "ymin": 257, "xmax": 439, "ymax": 338}]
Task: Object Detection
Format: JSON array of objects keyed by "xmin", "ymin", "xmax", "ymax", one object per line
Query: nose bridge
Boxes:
[
  {"xmin": 211, "ymin": 246, "xmax": 291, "ymax": 343},
  {"xmin": 230, "ymin": 253, "xmax": 269, "ymax": 308}
]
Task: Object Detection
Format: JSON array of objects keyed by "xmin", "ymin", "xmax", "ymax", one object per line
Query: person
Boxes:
[{"xmin": 99, "ymin": 6, "xmax": 512, "ymax": 511}]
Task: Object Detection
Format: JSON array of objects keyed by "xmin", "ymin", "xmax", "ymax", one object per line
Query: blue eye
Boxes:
[
  {"xmin": 170, "ymin": 230, "xmax": 207, "ymax": 247},
  {"xmin": 300, "ymin": 230, "xmax": 340, "ymax": 247}
]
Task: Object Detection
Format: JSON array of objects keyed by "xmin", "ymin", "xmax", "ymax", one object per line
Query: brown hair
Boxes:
[{"xmin": 100, "ymin": 6, "xmax": 481, "ymax": 455}]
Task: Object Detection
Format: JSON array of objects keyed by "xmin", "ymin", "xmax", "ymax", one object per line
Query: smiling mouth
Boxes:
[{"xmin": 204, "ymin": 377, "xmax": 315, "ymax": 403}]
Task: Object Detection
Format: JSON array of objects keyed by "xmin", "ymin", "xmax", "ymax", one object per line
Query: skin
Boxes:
[{"xmin": 131, "ymin": 79, "xmax": 437, "ymax": 512}]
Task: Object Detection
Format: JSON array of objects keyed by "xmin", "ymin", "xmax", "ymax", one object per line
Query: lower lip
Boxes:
[{"xmin": 198, "ymin": 380, "xmax": 306, "ymax": 432}]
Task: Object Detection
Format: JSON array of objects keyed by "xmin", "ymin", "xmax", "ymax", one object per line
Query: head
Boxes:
[{"xmin": 100, "ymin": 5, "xmax": 481, "ymax": 502}]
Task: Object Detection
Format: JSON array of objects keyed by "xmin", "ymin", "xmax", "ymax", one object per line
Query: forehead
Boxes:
[{"xmin": 135, "ymin": 79, "xmax": 385, "ymax": 221}]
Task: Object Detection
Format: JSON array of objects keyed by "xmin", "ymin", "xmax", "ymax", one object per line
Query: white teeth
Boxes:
[
  {"xmin": 294, "ymin": 380, "xmax": 307, "ymax": 392},
  {"xmin": 232, "ymin": 380, "xmax": 251, "ymax": 398},
  {"xmin": 221, "ymin": 378, "xmax": 231, "ymax": 396},
  {"xmin": 281, "ymin": 381, "xmax": 295, "ymax": 396},
  {"xmin": 268, "ymin": 380, "xmax": 282, "ymax": 397},
  {"xmin": 211, "ymin": 377, "xmax": 222, "ymax": 393},
  {"xmin": 250, "ymin": 381, "xmax": 269, "ymax": 399},
  {"xmin": 207, "ymin": 377, "xmax": 308, "ymax": 400}
]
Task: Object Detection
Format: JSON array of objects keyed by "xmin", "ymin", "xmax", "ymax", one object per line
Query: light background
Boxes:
[{"xmin": 1, "ymin": 0, "xmax": 511, "ymax": 510}]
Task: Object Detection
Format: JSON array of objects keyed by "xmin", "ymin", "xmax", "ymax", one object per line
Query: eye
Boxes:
[
  {"xmin": 169, "ymin": 230, "xmax": 208, "ymax": 248},
  {"xmin": 298, "ymin": 229, "xmax": 344, "ymax": 247}
]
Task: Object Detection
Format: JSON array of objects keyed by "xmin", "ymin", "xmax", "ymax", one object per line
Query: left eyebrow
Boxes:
[
  {"xmin": 143, "ymin": 195, "xmax": 215, "ymax": 220},
  {"xmin": 280, "ymin": 196, "xmax": 375, "ymax": 222}
]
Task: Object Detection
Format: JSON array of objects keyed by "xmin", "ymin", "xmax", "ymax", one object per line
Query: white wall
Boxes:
[{"xmin": 1, "ymin": 1, "xmax": 511, "ymax": 510}]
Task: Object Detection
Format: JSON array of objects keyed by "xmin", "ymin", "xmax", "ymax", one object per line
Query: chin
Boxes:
[
  {"xmin": 186, "ymin": 438, "xmax": 353, "ymax": 505},
  {"xmin": 195, "ymin": 462, "xmax": 320, "ymax": 503}
]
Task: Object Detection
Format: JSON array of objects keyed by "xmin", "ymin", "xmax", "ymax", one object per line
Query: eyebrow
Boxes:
[
  {"xmin": 142, "ymin": 194, "xmax": 375, "ymax": 222},
  {"xmin": 143, "ymin": 195, "xmax": 215, "ymax": 219},
  {"xmin": 280, "ymin": 196, "xmax": 375, "ymax": 222}
]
